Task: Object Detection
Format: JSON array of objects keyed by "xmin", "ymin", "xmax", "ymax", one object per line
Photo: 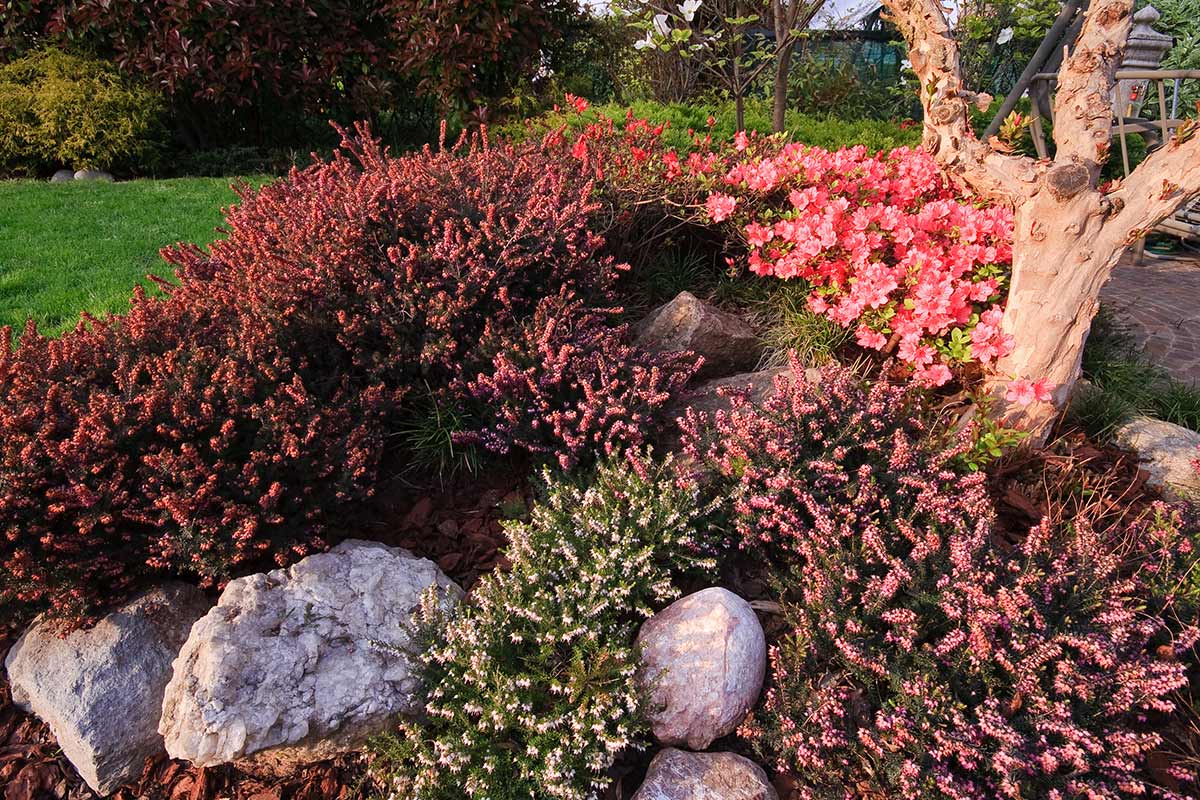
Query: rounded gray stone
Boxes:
[
  {"xmin": 637, "ymin": 291, "xmax": 762, "ymax": 379},
  {"xmin": 636, "ymin": 587, "xmax": 767, "ymax": 749},
  {"xmin": 73, "ymin": 169, "xmax": 114, "ymax": 181},
  {"xmin": 1114, "ymin": 416, "xmax": 1200, "ymax": 498},
  {"xmin": 633, "ymin": 749, "xmax": 778, "ymax": 800},
  {"xmin": 159, "ymin": 539, "xmax": 462, "ymax": 772}
]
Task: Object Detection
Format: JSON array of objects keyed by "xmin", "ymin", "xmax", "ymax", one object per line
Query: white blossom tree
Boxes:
[{"xmin": 622, "ymin": 0, "xmax": 825, "ymax": 131}]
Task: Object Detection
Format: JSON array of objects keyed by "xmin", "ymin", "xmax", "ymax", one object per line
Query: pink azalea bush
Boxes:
[
  {"xmin": 681, "ymin": 362, "xmax": 1198, "ymax": 798},
  {"xmin": 545, "ymin": 107, "xmax": 1016, "ymax": 387}
]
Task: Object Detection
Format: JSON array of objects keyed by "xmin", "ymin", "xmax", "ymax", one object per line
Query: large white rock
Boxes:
[
  {"xmin": 159, "ymin": 539, "xmax": 462, "ymax": 772},
  {"xmin": 637, "ymin": 291, "xmax": 762, "ymax": 379},
  {"xmin": 4, "ymin": 583, "xmax": 211, "ymax": 795},
  {"xmin": 1114, "ymin": 416, "xmax": 1200, "ymax": 498},
  {"xmin": 633, "ymin": 748, "xmax": 778, "ymax": 800},
  {"xmin": 636, "ymin": 588, "xmax": 766, "ymax": 749}
]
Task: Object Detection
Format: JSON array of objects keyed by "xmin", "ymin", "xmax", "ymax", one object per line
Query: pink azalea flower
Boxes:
[
  {"xmin": 706, "ymin": 192, "xmax": 737, "ymax": 222},
  {"xmin": 734, "ymin": 130, "xmax": 750, "ymax": 151},
  {"xmin": 745, "ymin": 222, "xmax": 774, "ymax": 248},
  {"xmin": 856, "ymin": 326, "xmax": 888, "ymax": 350},
  {"xmin": 1005, "ymin": 378, "xmax": 1053, "ymax": 405},
  {"xmin": 914, "ymin": 362, "xmax": 953, "ymax": 387}
]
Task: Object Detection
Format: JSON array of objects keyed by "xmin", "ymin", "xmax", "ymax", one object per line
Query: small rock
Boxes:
[
  {"xmin": 50, "ymin": 169, "xmax": 75, "ymax": 182},
  {"xmin": 667, "ymin": 366, "xmax": 822, "ymax": 421},
  {"xmin": 637, "ymin": 291, "xmax": 761, "ymax": 379},
  {"xmin": 73, "ymin": 169, "xmax": 114, "ymax": 181},
  {"xmin": 4, "ymin": 584, "xmax": 211, "ymax": 795},
  {"xmin": 159, "ymin": 540, "xmax": 462, "ymax": 772},
  {"xmin": 637, "ymin": 588, "xmax": 766, "ymax": 750},
  {"xmin": 1114, "ymin": 416, "xmax": 1200, "ymax": 498},
  {"xmin": 633, "ymin": 749, "xmax": 778, "ymax": 800}
]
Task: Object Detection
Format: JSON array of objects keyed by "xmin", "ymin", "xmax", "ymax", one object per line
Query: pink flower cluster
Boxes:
[
  {"xmin": 547, "ymin": 105, "xmax": 1016, "ymax": 386},
  {"xmin": 712, "ymin": 139, "xmax": 1014, "ymax": 386},
  {"xmin": 681, "ymin": 362, "xmax": 1197, "ymax": 798}
]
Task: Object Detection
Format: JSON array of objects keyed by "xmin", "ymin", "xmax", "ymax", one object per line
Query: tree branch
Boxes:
[
  {"xmin": 1104, "ymin": 127, "xmax": 1200, "ymax": 247},
  {"xmin": 880, "ymin": 0, "xmax": 1039, "ymax": 205},
  {"xmin": 1052, "ymin": 0, "xmax": 1134, "ymax": 172}
]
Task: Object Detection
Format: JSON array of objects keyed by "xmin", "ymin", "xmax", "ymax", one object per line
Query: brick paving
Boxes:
[{"xmin": 1099, "ymin": 249, "xmax": 1200, "ymax": 386}]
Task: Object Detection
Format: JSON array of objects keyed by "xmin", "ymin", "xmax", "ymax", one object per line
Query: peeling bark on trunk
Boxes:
[
  {"xmin": 984, "ymin": 195, "xmax": 1123, "ymax": 435},
  {"xmin": 881, "ymin": 0, "xmax": 1200, "ymax": 443}
]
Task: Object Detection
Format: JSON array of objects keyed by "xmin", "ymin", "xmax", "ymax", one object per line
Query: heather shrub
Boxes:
[
  {"xmin": 373, "ymin": 453, "xmax": 722, "ymax": 799},
  {"xmin": 682, "ymin": 361, "xmax": 1197, "ymax": 798},
  {"xmin": 458, "ymin": 288, "xmax": 699, "ymax": 469},
  {"xmin": 0, "ymin": 125, "xmax": 695, "ymax": 628},
  {"xmin": 0, "ymin": 48, "xmax": 162, "ymax": 174}
]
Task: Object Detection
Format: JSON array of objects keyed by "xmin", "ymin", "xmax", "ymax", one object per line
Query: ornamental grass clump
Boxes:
[
  {"xmin": 374, "ymin": 453, "xmax": 722, "ymax": 800},
  {"xmin": 683, "ymin": 361, "xmax": 1197, "ymax": 798},
  {"xmin": 0, "ymin": 124, "xmax": 695, "ymax": 629}
]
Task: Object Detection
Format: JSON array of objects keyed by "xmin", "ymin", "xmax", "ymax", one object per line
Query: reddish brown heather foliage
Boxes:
[{"xmin": 0, "ymin": 124, "xmax": 692, "ymax": 629}]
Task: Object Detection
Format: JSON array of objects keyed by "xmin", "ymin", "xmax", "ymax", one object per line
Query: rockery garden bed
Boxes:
[{"xmin": 1, "ymin": 113, "xmax": 1198, "ymax": 800}]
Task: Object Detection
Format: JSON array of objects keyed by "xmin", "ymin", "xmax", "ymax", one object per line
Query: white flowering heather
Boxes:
[{"xmin": 373, "ymin": 452, "xmax": 722, "ymax": 800}]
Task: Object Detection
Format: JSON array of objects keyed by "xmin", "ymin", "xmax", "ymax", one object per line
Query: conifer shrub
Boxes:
[
  {"xmin": 373, "ymin": 453, "xmax": 722, "ymax": 800},
  {"xmin": 682, "ymin": 361, "xmax": 1198, "ymax": 799},
  {"xmin": 0, "ymin": 125, "xmax": 696, "ymax": 629},
  {"xmin": 0, "ymin": 48, "xmax": 162, "ymax": 174}
]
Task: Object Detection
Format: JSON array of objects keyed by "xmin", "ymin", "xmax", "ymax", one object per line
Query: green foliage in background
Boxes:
[
  {"xmin": 0, "ymin": 48, "xmax": 163, "ymax": 175},
  {"xmin": 1148, "ymin": 0, "xmax": 1200, "ymax": 113},
  {"xmin": 494, "ymin": 98, "xmax": 922, "ymax": 153}
]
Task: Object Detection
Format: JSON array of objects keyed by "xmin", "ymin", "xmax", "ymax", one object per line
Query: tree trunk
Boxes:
[
  {"xmin": 983, "ymin": 192, "xmax": 1124, "ymax": 438},
  {"xmin": 773, "ymin": 43, "xmax": 794, "ymax": 133},
  {"xmin": 880, "ymin": 0, "xmax": 1200, "ymax": 445}
]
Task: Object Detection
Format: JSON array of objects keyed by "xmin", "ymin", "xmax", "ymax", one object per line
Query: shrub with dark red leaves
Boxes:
[
  {"xmin": 682, "ymin": 362, "xmax": 1198, "ymax": 799},
  {"xmin": 0, "ymin": 0, "xmax": 581, "ymax": 114},
  {"xmin": 0, "ymin": 124, "xmax": 693, "ymax": 629}
]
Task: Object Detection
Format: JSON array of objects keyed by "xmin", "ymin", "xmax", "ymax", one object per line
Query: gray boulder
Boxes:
[
  {"xmin": 73, "ymin": 169, "xmax": 114, "ymax": 181},
  {"xmin": 636, "ymin": 588, "xmax": 767, "ymax": 750},
  {"xmin": 633, "ymin": 749, "xmax": 778, "ymax": 800},
  {"xmin": 4, "ymin": 584, "xmax": 211, "ymax": 795},
  {"xmin": 159, "ymin": 540, "xmax": 462, "ymax": 773},
  {"xmin": 637, "ymin": 291, "xmax": 761, "ymax": 379},
  {"xmin": 50, "ymin": 169, "xmax": 75, "ymax": 182},
  {"xmin": 1114, "ymin": 416, "xmax": 1200, "ymax": 498}
]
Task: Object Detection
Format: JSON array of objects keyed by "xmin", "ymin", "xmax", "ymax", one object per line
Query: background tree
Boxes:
[
  {"xmin": 619, "ymin": 0, "xmax": 824, "ymax": 131},
  {"xmin": 881, "ymin": 0, "xmax": 1200, "ymax": 440}
]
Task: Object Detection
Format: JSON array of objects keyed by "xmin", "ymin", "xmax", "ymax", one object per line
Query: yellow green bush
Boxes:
[{"xmin": 0, "ymin": 49, "xmax": 163, "ymax": 174}]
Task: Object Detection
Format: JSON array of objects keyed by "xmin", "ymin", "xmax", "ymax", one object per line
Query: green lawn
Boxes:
[{"xmin": 0, "ymin": 177, "xmax": 268, "ymax": 337}]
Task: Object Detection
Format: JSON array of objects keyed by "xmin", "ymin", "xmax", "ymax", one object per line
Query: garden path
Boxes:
[{"xmin": 1100, "ymin": 249, "xmax": 1200, "ymax": 386}]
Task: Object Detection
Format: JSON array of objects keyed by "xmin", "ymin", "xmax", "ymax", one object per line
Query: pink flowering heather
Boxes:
[
  {"xmin": 546, "ymin": 105, "xmax": 1015, "ymax": 386},
  {"xmin": 0, "ymin": 122, "xmax": 648, "ymax": 628},
  {"xmin": 682, "ymin": 361, "xmax": 1196, "ymax": 799},
  {"xmin": 455, "ymin": 288, "xmax": 700, "ymax": 469}
]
